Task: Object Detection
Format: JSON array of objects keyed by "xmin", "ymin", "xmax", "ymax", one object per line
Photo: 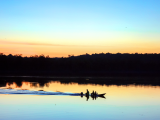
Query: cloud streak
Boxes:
[
  {"xmin": 0, "ymin": 40, "xmax": 112, "ymax": 47},
  {"xmin": 0, "ymin": 40, "xmax": 67, "ymax": 46}
]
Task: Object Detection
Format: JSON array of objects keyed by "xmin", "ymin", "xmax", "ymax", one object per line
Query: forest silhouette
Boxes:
[{"xmin": 0, "ymin": 52, "xmax": 160, "ymax": 76}]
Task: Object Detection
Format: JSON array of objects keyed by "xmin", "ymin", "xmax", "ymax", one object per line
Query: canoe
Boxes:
[
  {"xmin": 98, "ymin": 93, "xmax": 106, "ymax": 96},
  {"xmin": 85, "ymin": 93, "xmax": 106, "ymax": 97}
]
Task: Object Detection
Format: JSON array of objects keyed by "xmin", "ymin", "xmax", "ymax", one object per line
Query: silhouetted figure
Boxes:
[
  {"xmin": 85, "ymin": 89, "xmax": 90, "ymax": 101},
  {"xmin": 91, "ymin": 93, "xmax": 97, "ymax": 100},
  {"xmin": 86, "ymin": 89, "xmax": 89, "ymax": 96},
  {"xmin": 91, "ymin": 90, "xmax": 94, "ymax": 96},
  {"xmin": 91, "ymin": 90, "xmax": 95, "ymax": 100},
  {"xmin": 95, "ymin": 91, "xmax": 97, "ymax": 96},
  {"xmin": 80, "ymin": 92, "xmax": 83, "ymax": 98}
]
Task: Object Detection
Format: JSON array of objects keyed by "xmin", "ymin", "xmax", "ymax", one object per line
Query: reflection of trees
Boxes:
[
  {"xmin": 45, "ymin": 83, "xmax": 50, "ymax": 87},
  {"xmin": 32, "ymin": 82, "xmax": 39, "ymax": 87},
  {"xmin": 0, "ymin": 77, "xmax": 160, "ymax": 88},
  {"xmin": 6, "ymin": 81, "xmax": 22, "ymax": 87}
]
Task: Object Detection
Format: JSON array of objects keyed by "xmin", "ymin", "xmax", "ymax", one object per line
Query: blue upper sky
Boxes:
[{"xmin": 1, "ymin": 0, "xmax": 160, "ymax": 32}]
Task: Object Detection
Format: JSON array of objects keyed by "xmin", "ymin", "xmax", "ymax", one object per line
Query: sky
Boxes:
[{"xmin": 0, "ymin": 0, "xmax": 160, "ymax": 57}]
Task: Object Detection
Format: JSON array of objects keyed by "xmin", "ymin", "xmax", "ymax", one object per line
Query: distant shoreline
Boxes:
[
  {"xmin": 1, "ymin": 53, "xmax": 160, "ymax": 73},
  {"xmin": 1, "ymin": 53, "xmax": 160, "ymax": 80}
]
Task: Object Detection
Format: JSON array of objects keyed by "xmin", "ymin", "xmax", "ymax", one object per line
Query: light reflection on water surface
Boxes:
[{"xmin": 0, "ymin": 80, "xmax": 160, "ymax": 120}]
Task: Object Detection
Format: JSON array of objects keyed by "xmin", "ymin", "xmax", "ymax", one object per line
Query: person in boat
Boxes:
[
  {"xmin": 80, "ymin": 92, "xmax": 83, "ymax": 97},
  {"xmin": 95, "ymin": 91, "xmax": 98, "ymax": 100},
  {"xmin": 86, "ymin": 89, "xmax": 89, "ymax": 96},
  {"xmin": 91, "ymin": 90, "xmax": 94, "ymax": 96},
  {"xmin": 85, "ymin": 89, "xmax": 89, "ymax": 101},
  {"xmin": 91, "ymin": 91, "xmax": 95, "ymax": 100},
  {"xmin": 94, "ymin": 91, "xmax": 97, "ymax": 96}
]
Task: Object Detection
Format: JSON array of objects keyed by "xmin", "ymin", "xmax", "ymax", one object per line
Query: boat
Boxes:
[
  {"xmin": 97, "ymin": 93, "xmax": 106, "ymax": 97},
  {"xmin": 83, "ymin": 93, "xmax": 106, "ymax": 97}
]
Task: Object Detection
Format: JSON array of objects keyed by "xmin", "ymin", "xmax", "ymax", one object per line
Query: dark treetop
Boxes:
[{"xmin": 0, "ymin": 53, "xmax": 160, "ymax": 76}]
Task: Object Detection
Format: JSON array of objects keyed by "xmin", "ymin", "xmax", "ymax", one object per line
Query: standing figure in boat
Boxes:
[
  {"xmin": 85, "ymin": 89, "xmax": 89, "ymax": 101},
  {"xmin": 86, "ymin": 89, "xmax": 89, "ymax": 96}
]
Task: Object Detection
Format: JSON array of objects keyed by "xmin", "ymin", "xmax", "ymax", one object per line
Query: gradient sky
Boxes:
[{"xmin": 0, "ymin": 0, "xmax": 160, "ymax": 57}]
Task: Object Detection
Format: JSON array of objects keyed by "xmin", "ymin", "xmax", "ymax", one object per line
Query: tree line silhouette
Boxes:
[{"xmin": 0, "ymin": 52, "xmax": 160, "ymax": 76}]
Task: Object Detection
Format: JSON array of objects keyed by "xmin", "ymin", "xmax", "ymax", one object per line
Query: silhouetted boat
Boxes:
[
  {"xmin": 83, "ymin": 93, "xmax": 106, "ymax": 97},
  {"xmin": 97, "ymin": 93, "xmax": 106, "ymax": 97}
]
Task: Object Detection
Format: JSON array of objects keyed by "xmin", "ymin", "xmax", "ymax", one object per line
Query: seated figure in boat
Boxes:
[
  {"xmin": 91, "ymin": 90, "xmax": 95, "ymax": 100},
  {"xmin": 80, "ymin": 92, "xmax": 83, "ymax": 97},
  {"xmin": 91, "ymin": 90, "xmax": 94, "ymax": 96},
  {"xmin": 94, "ymin": 91, "xmax": 97, "ymax": 96}
]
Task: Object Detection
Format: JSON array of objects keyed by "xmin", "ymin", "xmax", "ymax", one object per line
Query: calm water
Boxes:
[{"xmin": 0, "ymin": 79, "xmax": 160, "ymax": 120}]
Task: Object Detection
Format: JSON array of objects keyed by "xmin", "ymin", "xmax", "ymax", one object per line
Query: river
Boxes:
[{"xmin": 0, "ymin": 77, "xmax": 160, "ymax": 120}]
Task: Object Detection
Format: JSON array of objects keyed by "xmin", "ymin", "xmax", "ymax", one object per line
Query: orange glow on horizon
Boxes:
[
  {"xmin": 1, "ymin": 37, "xmax": 160, "ymax": 57},
  {"xmin": 1, "ymin": 45, "xmax": 160, "ymax": 58}
]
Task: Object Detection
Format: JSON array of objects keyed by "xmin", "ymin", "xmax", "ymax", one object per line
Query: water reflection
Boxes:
[
  {"xmin": 0, "ymin": 81, "xmax": 108, "ymax": 100},
  {"xmin": 1, "ymin": 77, "xmax": 160, "ymax": 120},
  {"xmin": 1, "ymin": 80, "xmax": 160, "ymax": 102},
  {"xmin": 1, "ymin": 76, "xmax": 160, "ymax": 87},
  {"xmin": 2, "ymin": 81, "xmax": 160, "ymax": 93}
]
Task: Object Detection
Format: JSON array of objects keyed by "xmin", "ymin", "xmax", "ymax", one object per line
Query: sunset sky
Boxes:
[{"xmin": 0, "ymin": 0, "xmax": 160, "ymax": 57}]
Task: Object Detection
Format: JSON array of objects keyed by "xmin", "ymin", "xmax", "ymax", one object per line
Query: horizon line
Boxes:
[{"xmin": 1, "ymin": 52, "xmax": 160, "ymax": 58}]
